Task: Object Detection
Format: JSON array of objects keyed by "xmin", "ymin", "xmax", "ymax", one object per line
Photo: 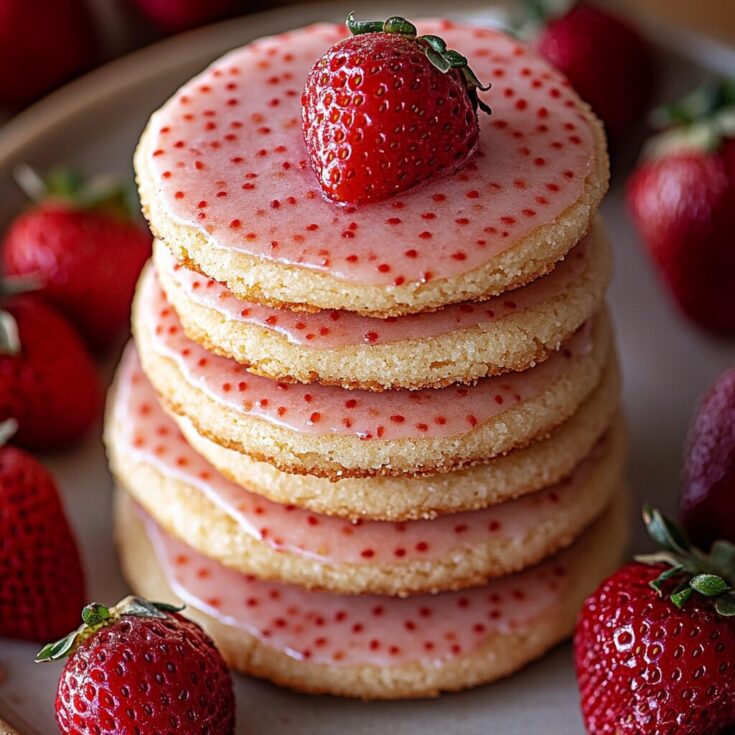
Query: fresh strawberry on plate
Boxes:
[
  {"xmin": 0, "ymin": 419, "xmax": 86, "ymax": 642},
  {"xmin": 38, "ymin": 596, "xmax": 235, "ymax": 734},
  {"xmin": 575, "ymin": 506, "xmax": 735, "ymax": 735},
  {"xmin": 681, "ymin": 367, "xmax": 735, "ymax": 548},
  {"xmin": 628, "ymin": 80, "xmax": 735, "ymax": 335},
  {"xmin": 0, "ymin": 281, "xmax": 101, "ymax": 450},
  {"xmin": 3, "ymin": 168, "xmax": 152, "ymax": 351},
  {"xmin": 301, "ymin": 14, "xmax": 491, "ymax": 205},
  {"xmin": 519, "ymin": 0, "xmax": 655, "ymax": 143}
]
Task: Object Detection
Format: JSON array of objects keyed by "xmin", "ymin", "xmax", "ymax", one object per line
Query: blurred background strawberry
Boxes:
[
  {"xmin": 0, "ymin": 283, "xmax": 102, "ymax": 450},
  {"xmin": 126, "ymin": 0, "xmax": 243, "ymax": 32},
  {"xmin": 627, "ymin": 80, "xmax": 735, "ymax": 335},
  {"xmin": 0, "ymin": 0, "xmax": 98, "ymax": 107},
  {"xmin": 517, "ymin": 0, "xmax": 656, "ymax": 145},
  {"xmin": 3, "ymin": 168, "xmax": 152, "ymax": 352}
]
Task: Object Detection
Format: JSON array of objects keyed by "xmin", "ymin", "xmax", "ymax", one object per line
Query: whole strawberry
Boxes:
[
  {"xmin": 0, "ymin": 0, "xmax": 97, "ymax": 107},
  {"xmin": 301, "ymin": 14, "xmax": 490, "ymax": 205},
  {"xmin": 525, "ymin": 0, "xmax": 655, "ymax": 142},
  {"xmin": 627, "ymin": 81, "xmax": 735, "ymax": 334},
  {"xmin": 127, "ymin": 0, "xmax": 241, "ymax": 33},
  {"xmin": 0, "ymin": 420, "xmax": 85, "ymax": 642},
  {"xmin": 681, "ymin": 367, "xmax": 735, "ymax": 547},
  {"xmin": 38, "ymin": 597, "xmax": 235, "ymax": 734},
  {"xmin": 3, "ymin": 168, "xmax": 152, "ymax": 351},
  {"xmin": 575, "ymin": 507, "xmax": 735, "ymax": 735},
  {"xmin": 0, "ymin": 286, "xmax": 101, "ymax": 450}
]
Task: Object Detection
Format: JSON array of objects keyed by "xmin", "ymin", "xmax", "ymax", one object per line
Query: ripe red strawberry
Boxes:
[
  {"xmin": 301, "ymin": 14, "xmax": 491, "ymax": 205},
  {"xmin": 627, "ymin": 81, "xmax": 735, "ymax": 334},
  {"xmin": 681, "ymin": 367, "xmax": 735, "ymax": 547},
  {"xmin": 575, "ymin": 507, "xmax": 735, "ymax": 735},
  {"xmin": 127, "ymin": 0, "xmax": 241, "ymax": 33},
  {"xmin": 38, "ymin": 596, "xmax": 235, "ymax": 734},
  {"xmin": 0, "ymin": 288, "xmax": 101, "ymax": 450},
  {"xmin": 0, "ymin": 0, "xmax": 97, "ymax": 107},
  {"xmin": 3, "ymin": 168, "xmax": 152, "ymax": 351},
  {"xmin": 525, "ymin": 1, "xmax": 654, "ymax": 143},
  {"xmin": 0, "ymin": 420, "xmax": 86, "ymax": 641}
]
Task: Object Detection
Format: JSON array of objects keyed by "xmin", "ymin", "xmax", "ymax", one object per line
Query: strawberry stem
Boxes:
[
  {"xmin": 643, "ymin": 79, "xmax": 735, "ymax": 159},
  {"xmin": 514, "ymin": 0, "xmax": 577, "ymax": 38},
  {"xmin": 36, "ymin": 596, "xmax": 185, "ymax": 663},
  {"xmin": 0, "ymin": 419, "xmax": 18, "ymax": 448},
  {"xmin": 346, "ymin": 14, "xmax": 491, "ymax": 115},
  {"xmin": 635, "ymin": 506, "xmax": 735, "ymax": 617},
  {"xmin": 14, "ymin": 164, "xmax": 135, "ymax": 220},
  {"xmin": 0, "ymin": 275, "xmax": 41, "ymax": 357},
  {"xmin": 651, "ymin": 78, "xmax": 735, "ymax": 130}
]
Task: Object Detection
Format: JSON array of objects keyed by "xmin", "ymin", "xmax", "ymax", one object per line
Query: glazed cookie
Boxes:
[
  {"xmin": 135, "ymin": 20, "xmax": 608, "ymax": 316},
  {"xmin": 106, "ymin": 348, "xmax": 625, "ymax": 595},
  {"xmin": 169, "ymin": 353, "xmax": 620, "ymax": 520},
  {"xmin": 155, "ymin": 223, "xmax": 611, "ymax": 390},
  {"xmin": 116, "ymin": 489, "xmax": 628, "ymax": 699},
  {"xmin": 133, "ymin": 265, "xmax": 613, "ymax": 477}
]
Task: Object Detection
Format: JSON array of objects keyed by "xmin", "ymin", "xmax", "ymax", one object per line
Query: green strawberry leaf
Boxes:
[
  {"xmin": 715, "ymin": 593, "xmax": 735, "ymax": 617},
  {"xmin": 383, "ymin": 16, "xmax": 417, "ymax": 37},
  {"xmin": 36, "ymin": 596, "xmax": 185, "ymax": 664},
  {"xmin": 647, "ymin": 564, "xmax": 684, "ymax": 595},
  {"xmin": 671, "ymin": 584, "xmax": 694, "ymax": 609},
  {"xmin": 36, "ymin": 632, "xmax": 80, "ymax": 663},
  {"xmin": 643, "ymin": 505, "xmax": 692, "ymax": 556},
  {"xmin": 425, "ymin": 49, "xmax": 452, "ymax": 73},
  {"xmin": 690, "ymin": 574, "xmax": 730, "ymax": 597},
  {"xmin": 344, "ymin": 14, "xmax": 491, "ymax": 115},
  {"xmin": 638, "ymin": 505, "xmax": 735, "ymax": 617},
  {"xmin": 14, "ymin": 164, "xmax": 134, "ymax": 220},
  {"xmin": 81, "ymin": 603, "xmax": 111, "ymax": 627},
  {"xmin": 709, "ymin": 540, "xmax": 735, "ymax": 581},
  {"xmin": 421, "ymin": 35, "xmax": 447, "ymax": 53}
]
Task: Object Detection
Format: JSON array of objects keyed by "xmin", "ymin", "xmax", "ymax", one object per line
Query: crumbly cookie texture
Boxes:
[
  {"xmin": 154, "ymin": 223, "xmax": 611, "ymax": 390},
  {"xmin": 134, "ymin": 275, "xmax": 613, "ymax": 477},
  {"xmin": 173, "ymin": 357, "xmax": 620, "ymax": 520},
  {"xmin": 115, "ymin": 489, "xmax": 628, "ymax": 699},
  {"xmin": 106, "ymin": 357, "xmax": 625, "ymax": 594},
  {"xmin": 135, "ymin": 21, "xmax": 608, "ymax": 316}
]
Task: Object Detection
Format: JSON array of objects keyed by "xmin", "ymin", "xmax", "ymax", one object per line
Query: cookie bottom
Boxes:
[{"xmin": 115, "ymin": 489, "xmax": 628, "ymax": 699}]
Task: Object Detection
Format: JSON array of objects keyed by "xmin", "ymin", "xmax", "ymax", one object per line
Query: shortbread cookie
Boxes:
[
  {"xmin": 116, "ymin": 490, "xmax": 628, "ymax": 699},
  {"xmin": 133, "ymin": 265, "xmax": 613, "ymax": 477},
  {"xmin": 106, "ymin": 348, "xmax": 625, "ymax": 594},
  {"xmin": 135, "ymin": 20, "xmax": 608, "ymax": 316},
  {"xmin": 171, "ymin": 353, "xmax": 620, "ymax": 520},
  {"xmin": 155, "ymin": 224, "xmax": 611, "ymax": 390}
]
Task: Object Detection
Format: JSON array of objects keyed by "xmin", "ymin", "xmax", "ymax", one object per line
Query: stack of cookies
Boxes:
[{"xmin": 107, "ymin": 18, "xmax": 627, "ymax": 699}]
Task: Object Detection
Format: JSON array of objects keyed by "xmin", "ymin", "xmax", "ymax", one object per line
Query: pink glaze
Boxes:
[
  {"xmin": 160, "ymin": 236, "xmax": 589, "ymax": 348},
  {"xmin": 143, "ymin": 509, "xmax": 574, "ymax": 666},
  {"xmin": 147, "ymin": 21, "xmax": 596, "ymax": 286},
  {"xmin": 141, "ymin": 266, "xmax": 593, "ymax": 440},
  {"xmin": 116, "ymin": 346, "xmax": 607, "ymax": 565}
]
